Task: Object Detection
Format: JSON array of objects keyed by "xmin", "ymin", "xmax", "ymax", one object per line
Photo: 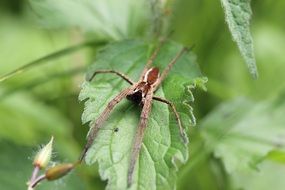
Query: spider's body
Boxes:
[
  {"xmin": 80, "ymin": 40, "xmax": 190, "ymax": 187},
  {"xmin": 127, "ymin": 67, "xmax": 160, "ymax": 106}
]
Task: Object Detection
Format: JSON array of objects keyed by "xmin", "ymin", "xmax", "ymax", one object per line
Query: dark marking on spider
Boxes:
[{"xmin": 79, "ymin": 38, "xmax": 191, "ymax": 187}]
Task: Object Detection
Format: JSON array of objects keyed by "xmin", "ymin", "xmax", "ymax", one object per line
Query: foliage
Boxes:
[
  {"xmin": 201, "ymin": 94, "xmax": 285, "ymax": 187},
  {"xmin": 0, "ymin": 0, "xmax": 285, "ymax": 190},
  {"xmin": 29, "ymin": 0, "xmax": 150, "ymax": 40},
  {"xmin": 221, "ymin": 0, "xmax": 258, "ymax": 78}
]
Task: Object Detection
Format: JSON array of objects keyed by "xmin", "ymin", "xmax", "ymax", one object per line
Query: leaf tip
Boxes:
[{"xmin": 251, "ymin": 70, "xmax": 259, "ymax": 80}]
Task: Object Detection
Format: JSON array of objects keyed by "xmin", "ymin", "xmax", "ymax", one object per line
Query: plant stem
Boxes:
[
  {"xmin": 149, "ymin": 0, "xmax": 163, "ymax": 38},
  {"xmin": 29, "ymin": 174, "xmax": 46, "ymax": 189},
  {"xmin": 0, "ymin": 40, "xmax": 106, "ymax": 83},
  {"xmin": 29, "ymin": 166, "xmax": 40, "ymax": 186}
]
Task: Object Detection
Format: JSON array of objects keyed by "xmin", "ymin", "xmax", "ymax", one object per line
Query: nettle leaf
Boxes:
[
  {"xmin": 79, "ymin": 40, "xmax": 207, "ymax": 189},
  {"xmin": 230, "ymin": 161, "xmax": 285, "ymax": 190},
  {"xmin": 221, "ymin": 0, "xmax": 258, "ymax": 78},
  {"xmin": 29, "ymin": 0, "xmax": 149, "ymax": 40},
  {"xmin": 201, "ymin": 95, "xmax": 285, "ymax": 174}
]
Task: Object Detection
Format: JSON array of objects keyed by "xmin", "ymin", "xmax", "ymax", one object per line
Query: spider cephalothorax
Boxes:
[{"xmin": 127, "ymin": 67, "xmax": 160, "ymax": 106}]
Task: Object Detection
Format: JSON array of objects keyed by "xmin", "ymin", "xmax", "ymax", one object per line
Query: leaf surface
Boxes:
[
  {"xmin": 0, "ymin": 90, "xmax": 80, "ymax": 159},
  {"xmin": 79, "ymin": 40, "xmax": 207, "ymax": 189},
  {"xmin": 29, "ymin": 0, "xmax": 150, "ymax": 40},
  {"xmin": 230, "ymin": 161, "xmax": 285, "ymax": 190},
  {"xmin": 201, "ymin": 95, "xmax": 285, "ymax": 174},
  {"xmin": 221, "ymin": 0, "xmax": 258, "ymax": 78}
]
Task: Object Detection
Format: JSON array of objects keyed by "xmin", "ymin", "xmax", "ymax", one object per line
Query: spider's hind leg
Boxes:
[{"xmin": 153, "ymin": 96, "xmax": 188, "ymax": 144}]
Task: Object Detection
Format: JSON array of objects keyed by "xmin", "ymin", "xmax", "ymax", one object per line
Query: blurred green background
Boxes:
[{"xmin": 0, "ymin": 0, "xmax": 285, "ymax": 189}]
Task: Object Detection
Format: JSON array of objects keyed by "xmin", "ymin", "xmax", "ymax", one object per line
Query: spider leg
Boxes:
[
  {"xmin": 140, "ymin": 38, "xmax": 166, "ymax": 79},
  {"xmin": 88, "ymin": 70, "xmax": 134, "ymax": 85},
  {"xmin": 127, "ymin": 89, "xmax": 154, "ymax": 187},
  {"xmin": 155, "ymin": 46, "xmax": 192, "ymax": 90},
  {"xmin": 153, "ymin": 96, "xmax": 188, "ymax": 144},
  {"xmin": 79, "ymin": 86, "xmax": 135, "ymax": 162}
]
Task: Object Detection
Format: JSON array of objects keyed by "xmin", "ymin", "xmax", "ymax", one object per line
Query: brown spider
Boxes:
[{"xmin": 79, "ymin": 39, "xmax": 190, "ymax": 187}]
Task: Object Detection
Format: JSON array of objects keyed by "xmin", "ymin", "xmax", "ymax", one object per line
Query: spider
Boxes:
[{"xmin": 79, "ymin": 39, "xmax": 190, "ymax": 187}]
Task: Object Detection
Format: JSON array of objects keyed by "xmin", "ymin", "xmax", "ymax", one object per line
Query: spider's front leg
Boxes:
[
  {"xmin": 88, "ymin": 70, "xmax": 134, "ymax": 85},
  {"xmin": 153, "ymin": 96, "xmax": 188, "ymax": 144}
]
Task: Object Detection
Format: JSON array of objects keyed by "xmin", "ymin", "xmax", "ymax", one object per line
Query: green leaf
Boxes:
[
  {"xmin": 0, "ymin": 90, "xmax": 79, "ymax": 159},
  {"xmin": 230, "ymin": 161, "xmax": 285, "ymax": 190},
  {"xmin": 265, "ymin": 150, "xmax": 285, "ymax": 164},
  {"xmin": 29, "ymin": 0, "xmax": 150, "ymax": 40},
  {"xmin": 201, "ymin": 95, "xmax": 285, "ymax": 174},
  {"xmin": 221, "ymin": 0, "xmax": 258, "ymax": 78},
  {"xmin": 79, "ymin": 40, "xmax": 207, "ymax": 189}
]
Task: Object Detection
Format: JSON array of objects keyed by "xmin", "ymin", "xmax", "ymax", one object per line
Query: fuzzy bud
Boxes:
[{"xmin": 33, "ymin": 136, "xmax": 53, "ymax": 169}]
